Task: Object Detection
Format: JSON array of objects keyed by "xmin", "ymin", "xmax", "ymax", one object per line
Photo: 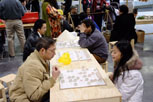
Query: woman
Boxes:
[
  {"xmin": 111, "ymin": 40, "xmax": 144, "ymax": 102},
  {"xmin": 42, "ymin": 0, "xmax": 62, "ymax": 38}
]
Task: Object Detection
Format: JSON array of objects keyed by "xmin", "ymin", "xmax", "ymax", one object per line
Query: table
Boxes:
[
  {"xmin": 0, "ymin": 23, "xmax": 34, "ymax": 31},
  {"xmin": 50, "ymin": 47, "xmax": 121, "ymax": 102},
  {"xmin": 136, "ymin": 19, "xmax": 153, "ymax": 25}
]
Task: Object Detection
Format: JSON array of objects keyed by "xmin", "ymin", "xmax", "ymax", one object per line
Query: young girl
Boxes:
[{"xmin": 111, "ymin": 40, "xmax": 144, "ymax": 102}]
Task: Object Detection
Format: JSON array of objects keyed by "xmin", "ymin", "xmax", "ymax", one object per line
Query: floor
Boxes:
[{"xmin": 0, "ymin": 33, "xmax": 153, "ymax": 102}]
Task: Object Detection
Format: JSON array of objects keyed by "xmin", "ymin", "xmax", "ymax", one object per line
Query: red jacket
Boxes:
[{"xmin": 92, "ymin": 0, "xmax": 106, "ymax": 12}]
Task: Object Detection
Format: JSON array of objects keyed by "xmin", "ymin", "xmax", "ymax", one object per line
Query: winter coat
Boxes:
[
  {"xmin": 110, "ymin": 13, "xmax": 137, "ymax": 43},
  {"xmin": 115, "ymin": 50, "xmax": 144, "ymax": 102},
  {"xmin": 23, "ymin": 32, "xmax": 41, "ymax": 61},
  {"xmin": 79, "ymin": 28, "xmax": 108, "ymax": 60},
  {"xmin": 9, "ymin": 50, "xmax": 56, "ymax": 102}
]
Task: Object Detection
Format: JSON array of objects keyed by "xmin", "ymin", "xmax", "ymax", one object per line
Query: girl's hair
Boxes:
[
  {"xmin": 44, "ymin": 0, "xmax": 59, "ymax": 9},
  {"xmin": 113, "ymin": 40, "xmax": 133, "ymax": 82}
]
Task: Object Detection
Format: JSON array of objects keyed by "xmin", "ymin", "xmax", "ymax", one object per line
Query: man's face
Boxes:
[
  {"xmin": 82, "ymin": 23, "xmax": 92, "ymax": 35},
  {"xmin": 43, "ymin": 44, "xmax": 56, "ymax": 60},
  {"xmin": 38, "ymin": 23, "xmax": 47, "ymax": 35}
]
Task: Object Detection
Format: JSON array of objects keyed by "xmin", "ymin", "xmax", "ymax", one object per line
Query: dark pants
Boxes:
[
  {"xmin": 41, "ymin": 91, "xmax": 49, "ymax": 102},
  {"xmin": 93, "ymin": 54, "xmax": 106, "ymax": 63},
  {"xmin": 94, "ymin": 10, "xmax": 104, "ymax": 30}
]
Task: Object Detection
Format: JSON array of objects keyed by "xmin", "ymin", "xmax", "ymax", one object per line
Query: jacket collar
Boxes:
[
  {"xmin": 34, "ymin": 50, "xmax": 50, "ymax": 72},
  {"xmin": 126, "ymin": 50, "xmax": 142, "ymax": 70}
]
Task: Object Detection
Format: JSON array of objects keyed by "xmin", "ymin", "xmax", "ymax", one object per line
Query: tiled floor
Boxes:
[{"xmin": 0, "ymin": 34, "xmax": 153, "ymax": 102}]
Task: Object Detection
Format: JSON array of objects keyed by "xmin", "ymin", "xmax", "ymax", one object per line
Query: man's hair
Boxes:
[
  {"xmin": 133, "ymin": 8, "xmax": 138, "ymax": 15},
  {"xmin": 33, "ymin": 19, "xmax": 46, "ymax": 32},
  {"xmin": 19, "ymin": 0, "xmax": 26, "ymax": 3},
  {"xmin": 119, "ymin": 5, "xmax": 129, "ymax": 14},
  {"xmin": 81, "ymin": 19, "xmax": 95, "ymax": 32},
  {"xmin": 36, "ymin": 37, "xmax": 56, "ymax": 51}
]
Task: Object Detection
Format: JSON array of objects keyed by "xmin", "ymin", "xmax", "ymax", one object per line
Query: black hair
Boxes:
[
  {"xmin": 36, "ymin": 37, "xmax": 56, "ymax": 51},
  {"xmin": 81, "ymin": 19, "xmax": 95, "ymax": 33},
  {"xmin": 133, "ymin": 8, "xmax": 138, "ymax": 14},
  {"xmin": 33, "ymin": 19, "xmax": 46, "ymax": 32},
  {"xmin": 44, "ymin": 0, "xmax": 59, "ymax": 9},
  {"xmin": 19, "ymin": 0, "xmax": 26, "ymax": 3},
  {"xmin": 113, "ymin": 40, "xmax": 133, "ymax": 82},
  {"xmin": 119, "ymin": 5, "xmax": 129, "ymax": 14}
]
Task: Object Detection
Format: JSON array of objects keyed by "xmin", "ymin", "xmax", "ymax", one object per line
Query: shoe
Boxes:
[{"xmin": 9, "ymin": 55, "xmax": 15, "ymax": 58}]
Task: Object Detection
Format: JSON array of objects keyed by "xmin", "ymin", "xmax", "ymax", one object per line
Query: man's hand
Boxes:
[
  {"xmin": 52, "ymin": 66, "xmax": 60, "ymax": 80},
  {"xmin": 78, "ymin": 24, "xmax": 86, "ymax": 33}
]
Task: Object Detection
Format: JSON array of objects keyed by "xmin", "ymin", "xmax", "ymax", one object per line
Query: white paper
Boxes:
[{"xmin": 60, "ymin": 68, "xmax": 105, "ymax": 89}]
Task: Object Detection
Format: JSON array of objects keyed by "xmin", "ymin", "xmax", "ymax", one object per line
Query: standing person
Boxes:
[
  {"xmin": 92, "ymin": 0, "xmax": 106, "ymax": 30},
  {"xmin": 23, "ymin": 19, "xmax": 46, "ymax": 61},
  {"xmin": 9, "ymin": 37, "xmax": 60, "ymax": 102},
  {"xmin": 78, "ymin": 19, "xmax": 108, "ymax": 63},
  {"xmin": 42, "ymin": 0, "xmax": 62, "ymax": 38},
  {"xmin": 110, "ymin": 5, "xmax": 137, "ymax": 43},
  {"xmin": 19, "ymin": 0, "xmax": 32, "ymax": 39},
  {"xmin": 63, "ymin": 0, "xmax": 72, "ymax": 16},
  {"xmin": 111, "ymin": 40, "xmax": 143, "ymax": 102},
  {"xmin": 0, "ymin": 0, "xmax": 25, "ymax": 58},
  {"xmin": 81, "ymin": 0, "xmax": 92, "ymax": 13}
]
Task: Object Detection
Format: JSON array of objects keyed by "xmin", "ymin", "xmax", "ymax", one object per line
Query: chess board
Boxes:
[
  {"xmin": 56, "ymin": 40, "xmax": 80, "ymax": 49},
  {"xmin": 57, "ymin": 50, "xmax": 90, "ymax": 61},
  {"xmin": 60, "ymin": 68, "xmax": 106, "ymax": 89}
]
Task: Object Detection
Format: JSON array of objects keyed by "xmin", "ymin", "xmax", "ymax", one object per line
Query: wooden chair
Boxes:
[
  {"xmin": 101, "ymin": 61, "xmax": 108, "ymax": 72},
  {"xmin": 0, "ymin": 74, "xmax": 16, "ymax": 92},
  {"xmin": 0, "ymin": 83, "xmax": 7, "ymax": 102},
  {"xmin": 109, "ymin": 39, "xmax": 135, "ymax": 52}
]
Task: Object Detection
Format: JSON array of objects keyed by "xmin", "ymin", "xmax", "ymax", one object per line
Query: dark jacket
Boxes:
[
  {"xmin": 79, "ymin": 29, "xmax": 108, "ymax": 60},
  {"xmin": 0, "ymin": 0, "xmax": 25, "ymax": 20},
  {"xmin": 23, "ymin": 32, "xmax": 41, "ymax": 61},
  {"xmin": 110, "ymin": 13, "xmax": 137, "ymax": 43}
]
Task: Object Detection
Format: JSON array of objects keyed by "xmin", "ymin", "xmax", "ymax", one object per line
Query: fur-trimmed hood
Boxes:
[{"xmin": 126, "ymin": 49, "xmax": 143, "ymax": 70}]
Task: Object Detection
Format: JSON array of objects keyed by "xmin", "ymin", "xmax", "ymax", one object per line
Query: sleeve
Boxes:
[
  {"xmin": 0, "ymin": 2, "xmax": 4, "ymax": 19},
  {"xmin": 17, "ymin": 0, "xmax": 25, "ymax": 16},
  {"xmin": 118, "ymin": 72, "xmax": 143, "ymax": 101},
  {"xmin": 46, "ymin": 4, "xmax": 62, "ymax": 19},
  {"xmin": 23, "ymin": 62, "xmax": 56, "ymax": 101},
  {"xmin": 78, "ymin": 33, "xmax": 98, "ymax": 48}
]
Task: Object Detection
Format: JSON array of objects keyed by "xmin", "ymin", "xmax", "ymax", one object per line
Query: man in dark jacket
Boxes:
[
  {"xmin": 23, "ymin": 19, "xmax": 46, "ymax": 61},
  {"xmin": 78, "ymin": 19, "xmax": 108, "ymax": 63},
  {"xmin": 110, "ymin": 5, "xmax": 137, "ymax": 43}
]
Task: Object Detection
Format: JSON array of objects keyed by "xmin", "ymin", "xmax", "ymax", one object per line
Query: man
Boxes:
[
  {"xmin": 0, "ymin": 0, "xmax": 25, "ymax": 58},
  {"xmin": 23, "ymin": 19, "xmax": 46, "ymax": 61},
  {"xmin": 110, "ymin": 5, "xmax": 137, "ymax": 43},
  {"xmin": 9, "ymin": 37, "xmax": 60, "ymax": 102},
  {"xmin": 78, "ymin": 19, "xmax": 108, "ymax": 63}
]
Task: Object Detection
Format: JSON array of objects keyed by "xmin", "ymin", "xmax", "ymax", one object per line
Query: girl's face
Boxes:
[{"xmin": 111, "ymin": 46, "xmax": 122, "ymax": 62}]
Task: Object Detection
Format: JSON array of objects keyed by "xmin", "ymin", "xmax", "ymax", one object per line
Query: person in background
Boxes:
[
  {"xmin": 110, "ymin": 40, "xmax": 143, "ymax": 102},
  {"xmin": 133, "ymin": 8, "xmax": 138, "ymax": 18},
  {"xmin": 0, "ymin": 0, "xmax": 25, "ymax": 58},
  {"xmin": 92, "ymin": 0, "xmax": 106, "ymax": 30},
  {"xmin": 19, "ymin": 0, "xmax": 32, "ymax": 39},
  {"xmin": 86, "ymin": 7, "xmax": 101, "ymax": 31},
  {"xmin": 9, "ymin": 37, "xmax": 60, "ymax": 102},
  {"xmin": 78, "ymin": 19, "xmax": 108, "ymax": 63},
  {"xmin": 81, "ymin": 0, "xmax": 92, "ymax": 13},
  {"xmin": 63, "ymin": 0, "xmax": 72, "ymax": 16},
  {"xmin": 110, "ymin": 5, "xmax": 137, "ymax": 43},
  {"xmin": 23, "ymin": 19, "xmax": 46, "ymax": 61},
  {"xmin": 42, "ymin": 0, "xmax": 62, "ymax": 38}
]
